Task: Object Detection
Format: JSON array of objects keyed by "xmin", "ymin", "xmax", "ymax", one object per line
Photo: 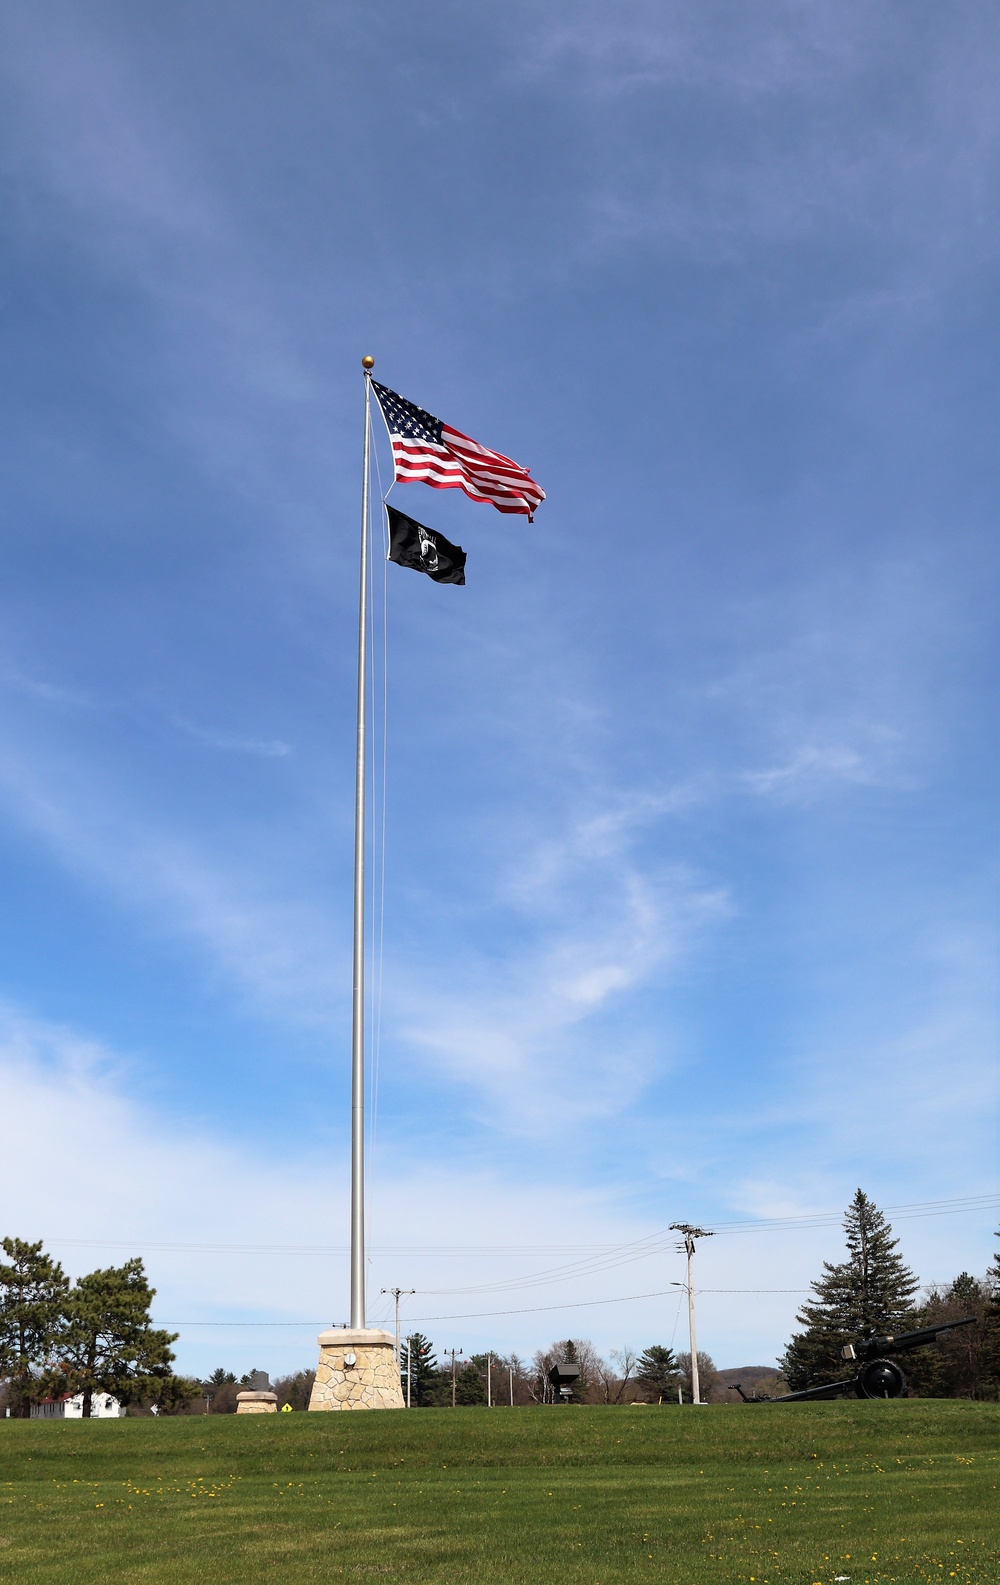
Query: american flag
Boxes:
[{"xmin": 371, "ymin": 381, "xmax": 545, "ymax": 521}]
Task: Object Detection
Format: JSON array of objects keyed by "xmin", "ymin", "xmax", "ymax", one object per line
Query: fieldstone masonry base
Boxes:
[
  {"xmin": 236, "ymin": 1391, "xmax": 278, "ymax": 1414},
  {"xmin": 309, "ymin": 1328, "xmax": 404, "ymax": 1411}
]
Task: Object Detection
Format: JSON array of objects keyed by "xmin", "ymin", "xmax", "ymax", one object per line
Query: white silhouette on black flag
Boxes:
[{"xmin": 386, "ymin": 504, "xmax": 466, "ymax": 585}]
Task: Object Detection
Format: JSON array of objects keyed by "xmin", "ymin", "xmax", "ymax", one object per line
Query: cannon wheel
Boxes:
[{"xmin": 855, "ymin": 1358, "xmax": 908, "ymax": 1399}]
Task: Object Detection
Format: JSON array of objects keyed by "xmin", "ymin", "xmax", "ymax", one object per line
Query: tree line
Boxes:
[
  {"xmin": 0, "ymin": 1238, "xmax": 181, "ymax": 1417},
  {"xmin": 396, "ymin": 1336, "xmax": 707, "ymax": 1407},
  {"xmin": 6, "ymin": 1197, "xmax": 997, "ymax": 1414},
  {"xmin": 779, "ymin": 1190, "xmax": 1000, "ymax": 1399},
  {"xmin": 0, "ymin": 1239, "xmax": 321, "ymax": 1418},
  {"xmin": 399, "ymin": 1194, "xmax": 1000, "ymax": 1406}
]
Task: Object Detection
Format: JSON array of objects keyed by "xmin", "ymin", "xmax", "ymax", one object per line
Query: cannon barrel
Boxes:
[
  {"xmin": 764, "ymin": 1376, "xmax": 858, "ymax": 1403},
  {"xmin": 744, "ymin": 1316, "xmax": 979, "ymax": 1404},
  {"xmin": 846, "ymin": 1315, "xmax": 977, "ymax": 1363}
]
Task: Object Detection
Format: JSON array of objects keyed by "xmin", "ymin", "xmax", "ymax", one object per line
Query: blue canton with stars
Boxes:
[{"xmin": 371, "ymin": 382, "xmax": 444, "ymax": 444}]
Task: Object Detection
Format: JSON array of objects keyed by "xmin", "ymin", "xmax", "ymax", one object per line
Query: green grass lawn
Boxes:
[{"xmin": 1, "ymin": 1402, "xmax": 997, "ymax": 1584}]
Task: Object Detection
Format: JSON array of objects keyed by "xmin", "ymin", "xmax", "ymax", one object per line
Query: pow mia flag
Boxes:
[{"xmin": 386, "ymin": 504, "xmax": 466, "ymax": 585}]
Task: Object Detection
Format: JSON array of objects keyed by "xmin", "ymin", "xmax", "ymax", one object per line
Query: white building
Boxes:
[{"xmin": 31, "ymin": 1392, "xmax": 125, "ymax": 1419}]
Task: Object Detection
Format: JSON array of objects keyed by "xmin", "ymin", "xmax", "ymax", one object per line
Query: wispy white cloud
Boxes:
[
  {"xmin": 519, "ymin": 0, "xmax": 865, "ymax": 99},
  {"xmin": 0, "ymin": 726, "xmax": 336, "ymax": 1023},
  {"xmin": 740, "ymin": 740, "xmax": 894, "ymax": 800},
  {"xmin": 0, "ymin": 0, "xmax": 992, "ymax": 1381},
  {"xmin": 1, "ymin": 666, "xmax": 292, "ymax": 758},
  {"xmin": 514, "ymin": 0, "xmax": 998, "ymax": 280},
  {"xmin": 800, "ymin": 940, "xmax": 999, "ymax": 1174},
  {"xmin": 710, "ymin": 929, "xmax": 999, "ymax": 1220},
  {"xmin": 171, "ymin": 717, "xmax": 292, "ymax": 758},
  {"xmin": 0, "ymin": 681, "xmax": 722, "ymax": 1065},
  {"xmin": 701, "ymin": 556, "xmax": 954, "ymax": 804},
  {"xmin": 2, "ymin": 997, "xmax": 991, "ymax": 1377},
  {"xmin": 0, "ymin": 3, "xmax": 328, "ymax": 535},
  {"xmin": 1, "ymin": 665, "xmax": 99, "ymax": 711},
  {"xmin": 393, "ymin": 800, "xmax": 730, "ymax": 1128},
  {"xmin": 0, "ymin": 999, "xmax": 679, "ymax": 1367},
  {"xmin": 0, "ymin": 9, "xmax": 221, "ymax": 246}
]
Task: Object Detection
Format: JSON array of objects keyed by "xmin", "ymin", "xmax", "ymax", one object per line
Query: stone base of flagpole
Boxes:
[{"xmin": 308, "ymin": 1328, "xmax": 404, "ymax": 1411}]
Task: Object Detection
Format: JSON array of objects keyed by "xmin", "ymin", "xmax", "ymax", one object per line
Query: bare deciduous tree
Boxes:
[
  {"xmin": 676, "ymin": 1350, "xmax": 719, "ymax": 1402},
  {"xmin": 595, "ymin": 1346, "xmax": 639, "ymax": 1403}
]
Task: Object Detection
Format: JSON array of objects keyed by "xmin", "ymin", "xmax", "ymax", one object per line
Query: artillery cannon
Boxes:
[{"xmin": 734, "ymin": 1315, "xmax": 977, "ymax": 1403}]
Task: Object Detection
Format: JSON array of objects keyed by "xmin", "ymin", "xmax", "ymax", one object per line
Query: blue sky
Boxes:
[{"xmin": 0, "ymin": 0, "xmax": 996, "ymax": 1378}]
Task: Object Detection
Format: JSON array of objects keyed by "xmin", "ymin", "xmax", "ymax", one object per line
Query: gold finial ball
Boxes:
[{"xmin": 361, "ymin": 355, "xmax": 375, "ymax": 369}]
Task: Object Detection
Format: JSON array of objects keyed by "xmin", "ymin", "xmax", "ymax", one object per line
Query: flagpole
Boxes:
[{"xmin": 351, "ymin": 355, "xmax": 375, "ymax": 1330}]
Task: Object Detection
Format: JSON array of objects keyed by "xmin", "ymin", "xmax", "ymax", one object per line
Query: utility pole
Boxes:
[
  {"xmin": 509, "ymin": 1364, "xmax": 514, "ymax": 1407},
  {"xmin": 448, "ymin": 1347, "xmax": 462, "ymax": 1408},
  {"xmin": 487, "ymin": 1354, "xmax": 492, "ymax": 1407},
  {"xmin": 670, "ymin": 1224, "xmax": 714, "ymax": 1405},
  {"xmin": 380, "ymin": 1288, "xmax": 415, "ymax": 1365}
]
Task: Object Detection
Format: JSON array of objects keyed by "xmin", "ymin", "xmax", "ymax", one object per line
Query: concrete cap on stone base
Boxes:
[
  {"xmin": 316, "ymin": 1328, "xmax": 396, "ymax": 1348},
  {"xmin": 236, "ymin": 1390, "xmax": 278, "ymax": 1403}
]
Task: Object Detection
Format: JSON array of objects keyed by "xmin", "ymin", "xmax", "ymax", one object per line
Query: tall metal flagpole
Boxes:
[{"xmin": 351, "ymin": 355, "xmax": 375, "ymax": 1330}]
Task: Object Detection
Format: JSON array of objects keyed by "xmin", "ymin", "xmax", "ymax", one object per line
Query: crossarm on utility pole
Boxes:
[{"xmin": 670, "ymin": 1223, "xmax": 714, "ymax": 1404}]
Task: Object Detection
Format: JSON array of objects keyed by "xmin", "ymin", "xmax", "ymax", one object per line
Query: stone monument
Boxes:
[
  {"xmin": 235, "ymin": 1371, "xmax": 278, "ymax": 1414},
  {"xmin": 308, "ymin": 1327, "xmax": 404, "ymax": 1411},
  {"xmin": 236, "ymin": 1390, "xmax": 278, "ymax": 1414}
]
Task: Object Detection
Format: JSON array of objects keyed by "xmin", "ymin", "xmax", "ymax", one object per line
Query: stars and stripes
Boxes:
[{"xmin": 371, "ymin": 381, "xmax": 545, "ymax": 521}]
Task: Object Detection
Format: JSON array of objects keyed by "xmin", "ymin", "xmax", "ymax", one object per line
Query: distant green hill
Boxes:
[{"xmin": 714, "ymin": 1365, "xmax": 786, "ymax": 1400}]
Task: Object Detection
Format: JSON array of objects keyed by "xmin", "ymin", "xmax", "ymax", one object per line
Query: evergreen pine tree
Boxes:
[
  {"xmin": 0, "ymin": 1237, "xmax": 70, "ymax": 1417},
  {"xmin": 153, "ymin": 1375, "xmax": 202, "ymax": 1415},
  {"xmin": 982, "ymin": 1230, "xmax": 1000, "ymax": 1396},
  {"xmin": 59, "ymin": 1258, "xmax": 177, "ymax": 1416},
  {"xmin": 402, "ymin": 1332, "xmax": 442, "ymax": 1407},
  {"xmin": 636, "ymin": 1344, "xmax": 680, "ymax": 1402},
  {"xmin": 780, "ymin": 1189, "xmax": 919, "ymax": 1392},
  {"xmin": 454, "ymin": 1360, "xmax": 485, "ymax": 1405}
]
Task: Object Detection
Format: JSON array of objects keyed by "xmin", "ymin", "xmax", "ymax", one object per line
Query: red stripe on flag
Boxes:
[{"xmin": 381, "ymin": 405, "xmax": 545, "ymax": 519}]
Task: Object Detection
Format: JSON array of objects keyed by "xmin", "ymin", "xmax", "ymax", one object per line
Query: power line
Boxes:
[
  {"xmin": 709, "ymin": 1194, "xmax": 1000, "ymax": 1234},
  {"xmin": 40, "ymin": 1192, "xmax": 999, "ymax": 1262},
  {"xmin": 156, "ymin": 1286, "xmax": 813, "ymax": 1328},
  {"xmin": 45, "ymin": 1192, "xmax": 1000, "ymax": 1325}
]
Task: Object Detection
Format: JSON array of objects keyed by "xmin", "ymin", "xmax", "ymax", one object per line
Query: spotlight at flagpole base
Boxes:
[
  {"xmin": 362, "ymin": 355, "xmax": 375, "ymax": 369},
  {"xmin": 309, "ymin": 1328, "xmax": 404, "ymax": 1411}
]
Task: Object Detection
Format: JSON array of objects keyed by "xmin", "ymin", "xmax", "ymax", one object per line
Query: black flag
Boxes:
[{"xmin": 386, "ymin": 504, "xmax": 466, "ymax": 585}]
